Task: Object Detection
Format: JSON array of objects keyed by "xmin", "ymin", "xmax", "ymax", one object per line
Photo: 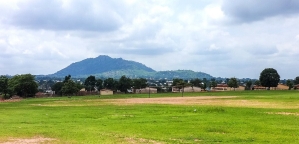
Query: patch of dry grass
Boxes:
[
  {"xmin": 0, "ymin": 137, "xmax": 56, "ymax": 144},
  {"xmin": 104, "ymin": 96, "xmax": 299, "ymax": 109}
]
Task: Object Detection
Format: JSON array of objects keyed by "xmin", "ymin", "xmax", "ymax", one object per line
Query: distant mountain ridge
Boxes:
[{"xmin": 50, "ymin": 55, "xmax": 213, "ymax": 79}]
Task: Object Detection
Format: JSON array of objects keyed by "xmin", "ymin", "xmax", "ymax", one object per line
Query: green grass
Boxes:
[{"xmin": 0, "ymin": 91, "xmax": 299, "ymax": 143}]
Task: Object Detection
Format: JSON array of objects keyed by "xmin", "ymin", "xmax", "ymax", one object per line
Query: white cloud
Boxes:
[{"xmin": 0, "ymin": 0, "xmax": 298, "ymax": 79}]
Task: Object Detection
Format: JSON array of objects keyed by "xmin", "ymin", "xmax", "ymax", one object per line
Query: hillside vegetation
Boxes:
[{"xmin": 50, "ymin": 55, "xmax": 212, "ymax": 79}]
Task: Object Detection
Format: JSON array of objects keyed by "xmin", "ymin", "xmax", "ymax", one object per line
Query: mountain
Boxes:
[
  {"xmin": 50, "ymin": 55, "xmax": 213, "ymax": 79},
  {"xmin": 50, "ymin": 55, "xmax": 155, "ymax": 78}
]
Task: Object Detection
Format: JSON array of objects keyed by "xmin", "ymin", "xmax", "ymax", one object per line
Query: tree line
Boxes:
[{"xmin": 1, "ymin": 68, "xmax": 298, "ymax": 99}]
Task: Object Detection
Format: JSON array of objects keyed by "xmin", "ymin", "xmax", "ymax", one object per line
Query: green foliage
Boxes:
[
  {"xmin": 8, "ymin": 74, "xmax": 38, "ymax": 97},
  {"xmin": 154, "ymin": 70, "xmax": 213, "ymax": 79},
  {"xmin": 103, "ymin": 78, "xmax": 118, "ymax": 90},
  {"xmin": 118, "ymin": 75, "xmax": 132, "ymax": 93},
  {"xmin": 245, "ymin": 80, "xmax": 252, "ymax": 90},
  {"xmin": 254, "ymin": 80, "xmax": 261, "ymax": 86},
  {"xmin": 294, "ymin": 76, "xmax": 299, "ymax": 85},
  {"xmin": 190, "ymin": 78, "xmax": 202, "ymax": 87},
  {"xmin": 63, "ymin": 74, "xmax": 71, "ymax": 83},
  {"xmin": 52, "ymin": 55, "xmax": 155, "ymax": 77},
  {"xmin": 61, "ymin": 80, "xmax": 79, "ymax": 96},
  {"xmin": 51, "ymin": 82, "xmax": 63, "ymax": 96},
  {"xmin": 210, "ymin": 78, "xmax": 217, "ymax": 88},
  {"xmin": 259, "ymin": 68, "xmax": 280, "ymax": 89},
  {"xmin": 228, "ymin": 78, "xmax": 238, "ymax": 91},
  {"xmin": 286, "ymin": 80, "xmax": 294, "ymax": 90},
  {"xmin": 0, "ymin": 76, "xmax": 9, "ymax": 98},
  {"xmin": 172, "ymin": 78, "xmax": 183, "ymax": 87},
  {"xmin": 84, "ymin": 75, "xmax": 96, "ymax": 91},
  {"xmin": 132, "ymin": 78, "xmax": 147, "ymax": 89},
  {"xmin": 95, "ymin": 79, "xmax": 103, "ymax": 90}
]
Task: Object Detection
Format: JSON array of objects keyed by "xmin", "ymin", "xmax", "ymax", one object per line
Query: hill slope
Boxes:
[
  {"xmin": 50, "ymin": 55, "xmax": 213, "ymax": 79},
  {"xmin": 51, "ymin": 55, "xmax": 155, "ymax": 77}
]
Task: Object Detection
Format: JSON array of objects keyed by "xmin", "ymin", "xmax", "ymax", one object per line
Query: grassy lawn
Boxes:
[{"xmin": 0, "ymin": 91, "xmax": 299, "ymax": 143}]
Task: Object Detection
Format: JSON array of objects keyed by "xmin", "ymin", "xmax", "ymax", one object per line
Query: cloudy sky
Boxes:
[{"xmin": 0, "ymin": 0, "xmax": 298, "ymax": 79}]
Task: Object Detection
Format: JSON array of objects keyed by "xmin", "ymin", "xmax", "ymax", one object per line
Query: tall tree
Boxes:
[
  {"xmin": 190, "ymin": 78, "xmax": 202, "ymax": 87},
  {"xmin": 103, "ymin": 78, "xmax": 117, "ymax": 90},
  {"xmin": 52, "ymin": 82, "xmax": 63, "ymax": 96},
  {"xmin": 210, "ymin": 78, "xmax": 217, "ymax": 89},
  {"xmin": 63, "ymin": 75, "xmax": 71, "ymax": 83},
  {"xmin": 95, "ymin": 79, "xmax": 103, "ymax": 91},
  {"xmin": 228, "ymin": 77, "xmax": 239, "ymax": 91},
  {"xmin": 286, "ymin": 80, "xmax": 294, "ymax": 90},
  {"xmin": 118, "ymin": 75, "xmax": 132, "ymax": 93},
  {"xmin": 61, "ymin": 80, "xmax": 79, "ymax": 96},
  {"xmin": 172, "ymin": 78, "xmax": 184, "ymax": 87},
  {"xmin": 84, "ymin": 75, "xmax": 96, "ymax": 92},
  {"xmin": 294, "ymin": 76, "xmax": 299, "ymax": 85},
  {"xmin": 8, "ymin": 74, "xmax": 38, "ymax": 97},
  {"xmin": 133, "ymin": 78, "xmax": 147, "ymax": 89},
  {"xmin": 0, "ymin": 76, "xmax": 9, "ymax": 98},
  {"xmin": 259, "ymin": 68, "xmax": 280, "ymax": 90},
  {"xmin": 254, "ymin": 80, "xmax": 261, "ymax": 86},
  {"xmin": 245, "ymin": 80, "xmax": 252, "ymax": 90}
]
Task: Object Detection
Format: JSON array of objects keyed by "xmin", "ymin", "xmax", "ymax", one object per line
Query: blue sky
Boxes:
[{"xmin": 0, "ymin": 0, "xmax": 298, "ymax": 79}]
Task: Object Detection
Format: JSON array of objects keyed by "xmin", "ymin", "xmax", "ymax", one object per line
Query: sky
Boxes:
[{"xmin": 0, "ymin": 0, "xmax": 298, "ymax": 79}]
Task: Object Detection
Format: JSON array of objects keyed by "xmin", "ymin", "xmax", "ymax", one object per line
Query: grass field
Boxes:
[{"xmin": 1, "ymin": 91, "xmax": 299, "ymax": 143}]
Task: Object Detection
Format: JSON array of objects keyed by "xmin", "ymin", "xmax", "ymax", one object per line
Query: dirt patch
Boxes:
[
  {"xmin": 0, "ymin": 99, "xmax": 21, "ymax": 103},
  {"xmin": 104, "ymin": 96, "xmax": 237, "ymax": 105},
  {"xmin": 265, "ymin": 112, "xmax": 299, "ymax": 116},
  {"xmin": 1, "ymin": 137, "xmax": 55, "ymax": 144},
  {"xmin": 103, "ymin": 96, "xmax": 299, "ymax": 109},
  {"xmin": 124, "ymin": 137, "xmax": 163, "ymax": 144}
]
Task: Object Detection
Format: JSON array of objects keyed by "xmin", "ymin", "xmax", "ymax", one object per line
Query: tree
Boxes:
[
  {"xmin": 259, "ymin": 68, "xmax": 280, "ymax": 90},
  {"xmin": 52, "ymin": 82, "xmax": 63, "ymax": 96},
  {"xmin": 172, "ymin": 78, "xmax": 184, "ymax": 87},
  {"xmin": 190, "ymin": 78, "xmax": 202, "ymax": 87},
  {"xmin": 61, "ymin": 80, "xmax": 79, "ymax": 96},
  {"xmin": 294, "ymin": 76, "xmax": 299, "ymax": 85},
  {"xmin": 174, "ymin": 80, "xmax": 191, "ymax": 97},
  {"xmin": 8, "ymin": 74, "xmax": 38, "ymax": 98},
  {"xmin": 254, "ymin": 80, "xmax": 261, "ymax": 86},
  {"xmin": 133, "ymin": 78, "xmax": 147, "ymax": 89},
  {"xmin": 0, "ymin": 76, "xmax": 9, "ymax": 98},
  {"xmin": 245, "ymin": 80, "xmax": 252, "ymax": 90},
  {"xmin": 63, "ymin": 75, "xmax": 71, "ymax": 83},
  {"xmin": 84, "ymin": 75, "xmax": 96, "ymax": 92},
  {"xmin": 95, "ymin": 79, "xmax": 103, "ymax": 91},
  {"xmin": 228, "ymin": 77, "xmax": 238, "ymax": 91},
  {"xmin": 104, "ymin": 78, "xmax": 118, "ymax": 90},
  {"xmin": 118, "ymin": 75, "xmax": 132, "ymax": 93},
  {"xmin": 286, "ymin": 80, "xmax": 294, "ymax": 90},
  {"xmin": 210, "ymin": 78, "xmax": 217, "ymax": 89}
]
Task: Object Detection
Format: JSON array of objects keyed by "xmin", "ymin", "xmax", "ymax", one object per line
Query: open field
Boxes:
[{"xmin": 1, "ymin": 91, "xmax": 299, "ymax": 143}]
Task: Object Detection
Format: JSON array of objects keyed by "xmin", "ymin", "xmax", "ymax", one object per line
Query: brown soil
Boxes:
[
  {"xmin": 103, "ymin": 96, "xmax": 299, "ymax": 109},
  {"xmin": 265, "ymin": 112, "xmax": 299, "ymax": 116},
  {"xmin": 0, "ymin": 137, "xmax": 55, "ymax": 144},
  {"xmin": 104, "ymin": 96, "xmax": 237, "ymax": 105},
  {"xmin": 0, "ymin": 99, "xmax": 21, "ymax": 103}
]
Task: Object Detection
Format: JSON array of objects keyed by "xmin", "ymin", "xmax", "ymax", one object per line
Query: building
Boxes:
[
  {"xmin": 211, "ymin": 84, "xmax": 245, "ymax": 91},
  {"xmin": 134, "ymin": 87, "xmax": 157, "ymax": 94},
  {"xmin": 172, "ymin": 86, "xmax": 201, "ymax": 92},
  {"xmin": 100, "ymin": 89, "xmax": 113, "ymax": 95}
]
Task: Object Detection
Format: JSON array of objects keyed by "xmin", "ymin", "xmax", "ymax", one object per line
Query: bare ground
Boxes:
[
  {"xmin": 103, "ymin": 96, "xmax": 299, "ymax": 109},
  {"xmin": 0, "ymin": 137, "xmax": 55, "ymax": 144}
]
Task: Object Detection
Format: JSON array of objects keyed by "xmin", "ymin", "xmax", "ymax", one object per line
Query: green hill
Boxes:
[{"xmin": 50, "ymin": 55, "xmax": 213, "ymax": 79}]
